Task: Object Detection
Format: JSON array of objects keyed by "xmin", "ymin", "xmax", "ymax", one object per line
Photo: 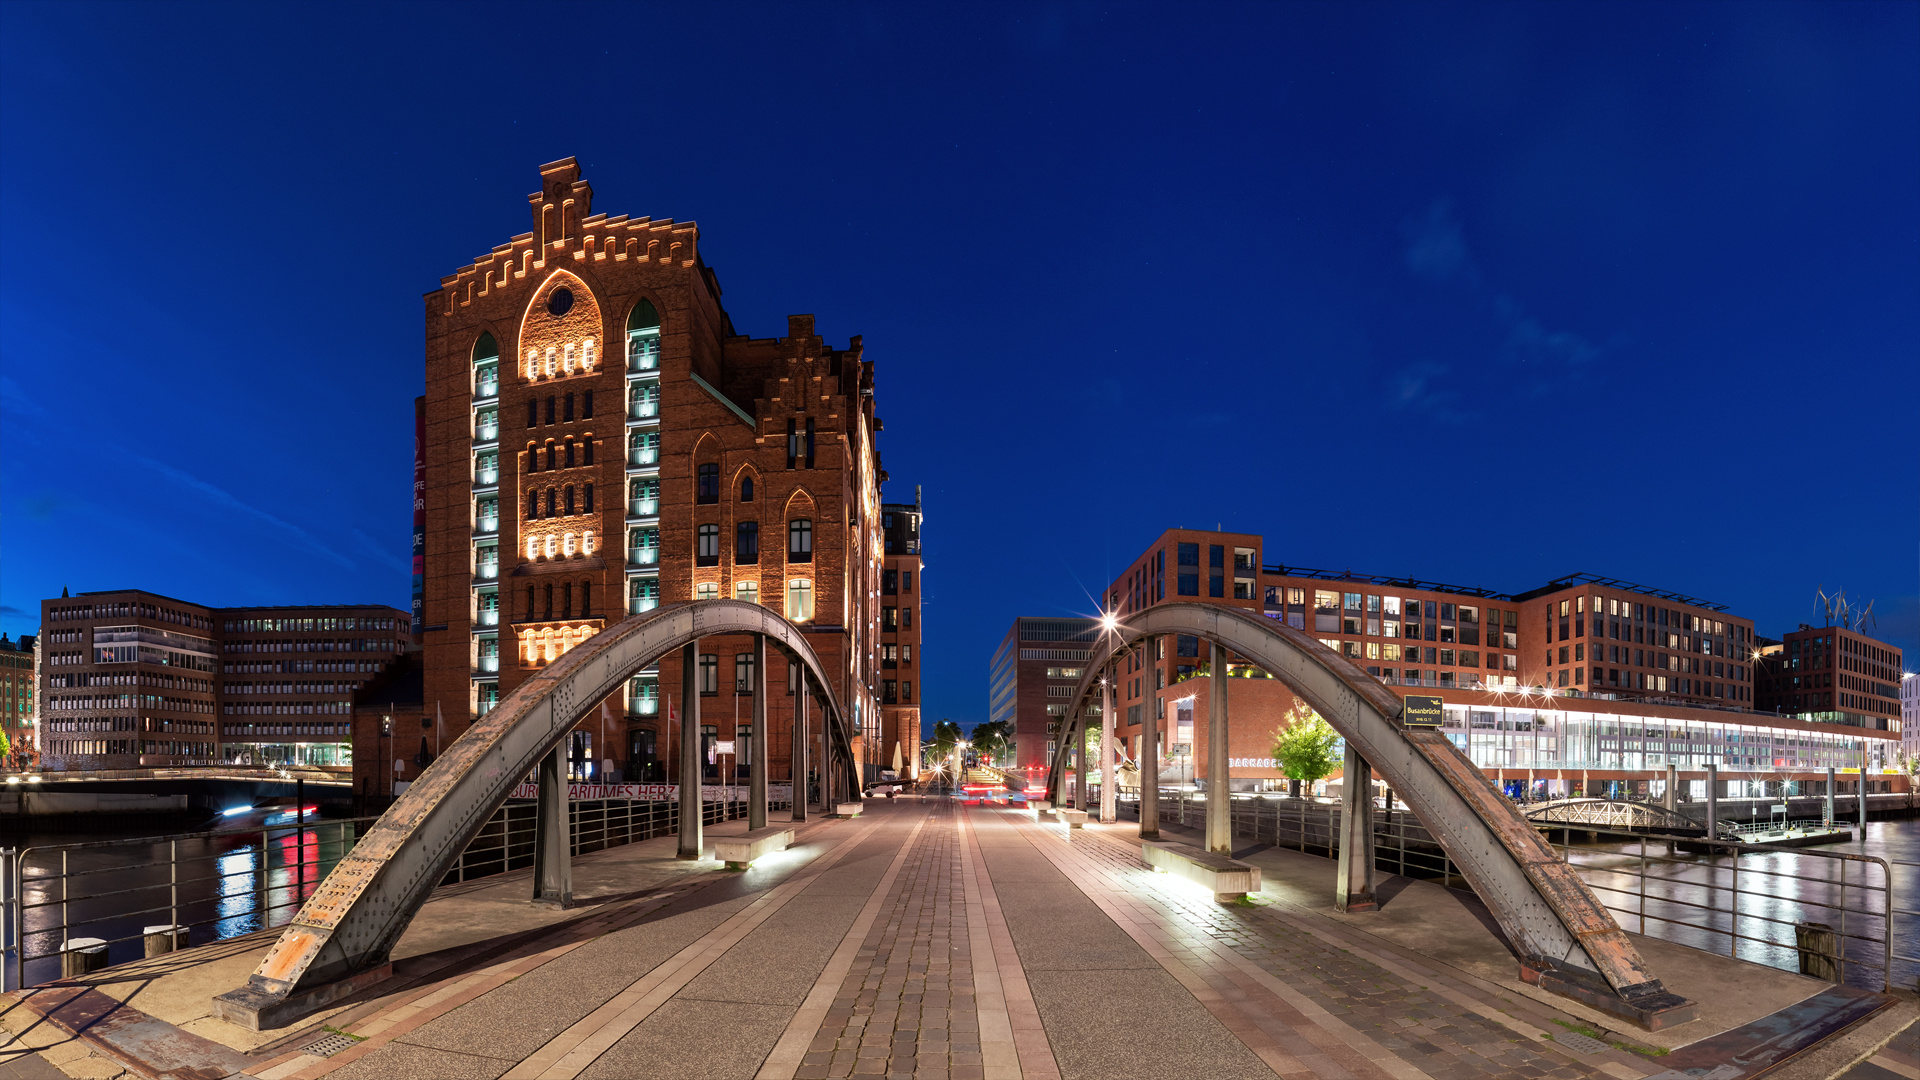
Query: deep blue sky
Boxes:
[{"xmin": 3, "ymin": 2, "xmax": 1916, "ymax": 735}]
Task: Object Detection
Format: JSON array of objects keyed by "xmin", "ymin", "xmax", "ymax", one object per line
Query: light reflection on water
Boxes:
[
  {"xmin": 10, "ymin": 813, "xmax": 359, "ymax": 986},
  {"xmin": 1570, "ymin": 819, "xmax": 1919, "ymax": 990}
]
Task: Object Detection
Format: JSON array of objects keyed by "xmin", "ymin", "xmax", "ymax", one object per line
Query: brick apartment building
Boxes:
[
  {"xmin": 1008, "ymin": 527, "xmax": 1899, "ymax": 798},
  {"xmin": 879, "ymin": 493, "xmax": 924, "ymax": 778},
  {"xmin": 421, "ymin": 158, "xmax": 898, "ymax": 787},
  {"xmin": 0, "ymin": 634, "xmax": 35, "ymax": 771},
  {"xmin": 35, "ymin": 589, "xmax": 408, "ymax": 773},
  {"xmin": 1756, "ymin": 624, "xmax": 1905, "ymax": 731}
]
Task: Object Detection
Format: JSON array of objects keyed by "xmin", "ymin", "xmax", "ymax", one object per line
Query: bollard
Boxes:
[
  {"xmin": 1795, "ymin": 921, "xmax": 1842, "ymax": 981},
  {"xmin": 61, "ymin": 937, "xmax": 108, "ymax": 979},
  {"xmin": 144, "ymin": 924, "xmax": 188, "ymax": 957}
]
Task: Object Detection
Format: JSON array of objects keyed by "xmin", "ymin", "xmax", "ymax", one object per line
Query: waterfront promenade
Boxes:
[{"xmin": 2, "ymin": 798, "xmax": 1914, "ymax": 1080}]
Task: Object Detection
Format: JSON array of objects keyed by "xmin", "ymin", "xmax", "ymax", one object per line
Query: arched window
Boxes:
[
  {"xmin": 543, "ymin": 584, "xmax": 554, "ymax": 620},
  {"xmin": 583, "ymin": 437, "xmax": 595, "ymax": 465},
  {"xmin": 736, "ymin": 581, "xmax": 759, "ymax": 605},
  {"xmin": 525, "ymin": 536, "xmax": 538, "ymax": 560},
  {"xmin": 788, "ymin": 519, "xmax": 813, "ymax": 563},
  {"xmin": 582, "ymin": 530, "xmax": 594, "ymax": 555},
  {"xmin": 627, "ymin": 299, "xmax": 660, "ymax": 372},
  {"xmin": 696, "ymin": 582, "xmax": 719, "ymax": 601},
  {"xmin": 583, "ymin": 483, "xmax": 594, "ymax": 513},
  {"xmin": 526, "ymin": 349, "xmax": 539, "ymax": 381},
  {"xmin": 563, "ymin": 581, "xmax": 574, "ymax": 617},
  {"xmin": 526, "ymin": 491, "xmax": 538, "ymax": 519},
  {"xmin": 545, "ymin": 488, "xmax": 557, "ymax": 517},
  {"xmin": 473, "ymin": 333, "xmax": 500, "ymax": 397},
  {"xmin": 740, "ymin": 476, "xmax": 754, "ymax": 502},
  {"xmin": 563, "ymin": 532, "xmax": 576, "ymax": 557},
  {"xmin": 787, "ymin": 579, "xmax": 813, "ymax": 622},
  {"xmin": 525, "ymin": 586, "xmax": 536, "ymax": 621},
  {"xmin": 564, "ymin": 485, "xmax": 575, "ymax": 515},
  {"xmin": 627, "ymin": 298, "xmax": 660, "ymax": 332},
  {"xmin": 564, "ymin": 440, "xmax": 575, "ymax": 468},
  {"xmin": 581, "ymin": 581, "xmax": 593, "ymax": 617},
  {"xmin": 473, "ymin": 332, "xmax": 499, "ymax": 363},
  {"xmin": 544, "ymin": 535, "xmax": 558, "ymax": 559}
]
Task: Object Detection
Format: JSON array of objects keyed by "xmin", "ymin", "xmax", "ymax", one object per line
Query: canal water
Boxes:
[{"xmin": 6, "ymin": 807, "xmax": 362, "ymax": 987}]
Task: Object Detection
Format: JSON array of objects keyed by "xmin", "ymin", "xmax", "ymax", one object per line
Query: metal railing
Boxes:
[
  {"xmin": 1084, "ymin": 785, "xmax": 1907, "ymax": 991},
  {"xmin": 1, "ymin": 792, "xmax": 785, "ymax": 990}
]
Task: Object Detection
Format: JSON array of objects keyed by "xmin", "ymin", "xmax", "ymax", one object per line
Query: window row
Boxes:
[
  {"xmin": 526, "ymin": 484, "xmax": 596, "ymax": 518},
  {"xmin": 528, "ymin": 391, "xmax": 594, "ymax": 427},
  {"xmin": 676, "ymin": 579, "xmax": 816, "ymax": 622},
  {"xmin": 521, "ymin": 581, "xmax": 598, "ymax": 622},
  {"xmin": 696, "ymin": 464, "xmax": 756, "ymax": 503},
  {"xmin": 527, "ymin": 438, "xmax": 595, "ymax": 471},
  {"xmin": 522, "ymin": 531, "xmax": 596, "ymax": 560},
  {"xmin": 694, "ymin": 520, "xmax": 810, "ymax": 565},
  {"xmin": 524, "ymin": 339, "xmax": 597, "ymax": 380}
]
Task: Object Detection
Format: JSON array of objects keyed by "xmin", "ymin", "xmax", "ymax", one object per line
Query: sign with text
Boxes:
[
  {"xmin": 508, "ymin": 782, "xmax": 793, "ymax": 802},
  {"xmin": 1401, "ymin": 696, "xmax": 1445, "ymax": 728}
]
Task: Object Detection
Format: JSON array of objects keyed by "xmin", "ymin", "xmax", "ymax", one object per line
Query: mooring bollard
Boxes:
[
  {"xmin": 1795, "ymin": 921, "xmax": 1842, "ymax": 982},
  {"xmin": 144, "ymin": 924, "xmax": 189, "ymax": 957},
  {"xmin": 61, "ymin": 937, "xmax": 108, "ymax": 979}
]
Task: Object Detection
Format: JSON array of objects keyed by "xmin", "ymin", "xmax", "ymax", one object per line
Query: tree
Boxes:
[
  {"xmin": 970, "ymin": 719, "xmax": 1013, "ymax": 766},
  {"xmin": 1271, "ymin": 702, "xmax": 1340, "ymax": 794},
  {"xmin": 929, "ymin": 719, "xmax": 963, "ymax": 763},
  {"xmin": 0, "ymin": 727, "xmax": 10, "ymax": 765}
]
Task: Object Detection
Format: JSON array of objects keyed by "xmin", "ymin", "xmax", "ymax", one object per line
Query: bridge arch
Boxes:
[
  {"xmin": 1044, "ymin": 602, "xmax": 1680, "ymax": 1016},
  {"xmin": 216, "ymin": 599, "xmax": 854, "ymax": 1026}
]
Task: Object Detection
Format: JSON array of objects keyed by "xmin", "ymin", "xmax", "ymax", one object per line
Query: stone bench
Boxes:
[
  {"xmin": 832, "ymin": 802, "xmax": 862, "ymax": 819},
  {"xmin": 1141, "ymin": 842, "xmax": 1262, "ymax": 902},
  {"xmin": 1060, "ymin": 809, "xmax": 1088, "ymax": 828},
  {"xmin": 1031, "ymin": 799, "xmax": 1053, "ymax": 812},
  {"xmin": 711, "ymin": 827, "xmax": 795, "ymax": 870}
]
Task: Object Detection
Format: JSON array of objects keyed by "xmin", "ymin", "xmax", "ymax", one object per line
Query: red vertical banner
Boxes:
[{"xmin": 411, "ymin": 395, "xmax": 426, "ymax": 636}]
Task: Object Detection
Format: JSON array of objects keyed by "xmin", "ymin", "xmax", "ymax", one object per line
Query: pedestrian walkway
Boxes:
[{"xmin": 2, "ymin": 799, "xmax": 1912, "ymax": 1080}]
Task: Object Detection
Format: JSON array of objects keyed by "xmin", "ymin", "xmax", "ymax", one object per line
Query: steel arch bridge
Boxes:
[
  {"xmin": 214, "ymin": 600, "xmax": 856, "ymax": 1028},
  {"xmin": 1522, "ymin": 798, "xmax": 1732, "ymax": 839},
  {"xmin": 1044, "ymin": 602, "xmax": 1690, "ymax": 1024}
]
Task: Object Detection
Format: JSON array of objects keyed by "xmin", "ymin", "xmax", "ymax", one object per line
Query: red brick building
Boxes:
[
  {"xmin": 879, "ymin": 493, "xmax": 924, "ymax": 778},
  {"xmin": 1058, "ymin": 527, "xmax": 1895, "ymax": 797},
  {"xmin": 1756, "ymin": 624, "xmax": 1904, "ymax": 731},
  {"xmin": 36, "ymin": 589, "xmax": 408, "ymax": 774},
  {"xmin": 421, "ymin": 158, "xmax": 894, "ymax": 789}
]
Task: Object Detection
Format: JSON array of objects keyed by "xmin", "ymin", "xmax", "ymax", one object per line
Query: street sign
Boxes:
[
  {"xmin": 1402, "ymin": 696, "xmax": 1444, "ymax": 728},
  {"xmin": 715, "ymin": 740, "xmax": 735, "ymax": 755}
]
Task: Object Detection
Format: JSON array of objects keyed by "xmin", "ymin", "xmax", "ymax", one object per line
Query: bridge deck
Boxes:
[{"xmin": 2, "ymin": 800, "xmax": 1906, "ymax": 1080}]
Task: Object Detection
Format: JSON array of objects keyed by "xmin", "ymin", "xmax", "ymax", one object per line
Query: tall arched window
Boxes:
[
  {"xmin": 788, "ymin": 519, "xmax": 813, "ymax": 563},
  {"xmin": 545, "ymin": 488, "xmax": 557, "ymax": 517},
  {"xmin": 627, "ymin": 299, "xmax": 661, "ymax": 372},
  {"xmin": 583, "ymin": 483, "xmax": 594, "ymax": 512},
  {"xmin": 564, "ymin": 485, "xmax": 575, "ymax": 515},
  {"xmin": 473, "ymin": 333, "xmax": 499, "ymax": 397},
  {"xmin": 581, "ymin": 581, "xmax": 593, "ymax": 617},
  {"xmin": 740, "ymin": 476, "xmax": 754, "ymax": 502}
]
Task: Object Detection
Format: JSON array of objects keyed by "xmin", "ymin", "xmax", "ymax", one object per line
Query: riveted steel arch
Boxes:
[
  {"xmin": 1044, "ymin": 602, "xmax": 1671, "ymax": 1005},
  {"xmin": 219, "ymin": 600, "xmax": 852, "ymax": 1016}
]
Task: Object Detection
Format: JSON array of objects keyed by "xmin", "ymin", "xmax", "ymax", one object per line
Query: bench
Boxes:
[
  {"xmin": 1141, "ymin": 842, "xmax": 1262, "ymax": 902},
  {"xmin": 1059, "ymin": 809, "xmax": 1088, "ymax": 828},
  {"xmin": 711, "ymin": 827, "xmax": 795, "ymax": 870},
  {"xmin": 832, "ymin": 802, "xmax": 863, "ymax": 819},
  {"xmin": 1031, "ymin": 799, "xmax": 1053, "ymax": 813}
]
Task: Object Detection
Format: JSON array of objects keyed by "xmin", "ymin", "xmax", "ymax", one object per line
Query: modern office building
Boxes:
[
  {"xmin": 422, "ymin": 157, "xmax": 895, "ymax": 786},
  {"xmin": 1064, "ymin": 526, "xmax": 1898, "ymax": 797},
  {"xmin": 0, "ymin": 634, "xmax": 35, "ymax": 771},
  {"xmin": 1755, "ymin": 624, "xmax": 1905, "ymax": 731},
  {"xmin": 1903, "ymin": 673, "xmax": 1920, "ymax": 762},
  {"xmin": 988, "ymin": 617, "xmax": 1100, "ymax": 777},
  {"xmin": 880, "ymin": 493, "xmax": 924, "ymax": 779},
  {"xmin": 35, "ymin": 590, "xmax": 408, "ymax": 772}
]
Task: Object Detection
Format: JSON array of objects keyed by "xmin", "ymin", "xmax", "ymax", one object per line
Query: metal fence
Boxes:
[
  {"xmin": 1089, "ymin": 785, "xmax": 1914, "ymax": 992},
  {"xmin": 1, "ymin": 793, "xmax": 783, "ymax": 991}
]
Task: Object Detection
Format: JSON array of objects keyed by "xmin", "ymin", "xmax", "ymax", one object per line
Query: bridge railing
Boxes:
[
  {"xmin": 1086, "ymin": 785, "xmax": 1908, "ymax": 992},
  {"xmin": 1, "ymin": 793, "xmax": 777, "ymax": 991}
]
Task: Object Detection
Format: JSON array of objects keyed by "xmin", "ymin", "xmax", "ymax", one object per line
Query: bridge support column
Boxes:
[
  {"xmin": 1859, "ymin": 744, "xmax": 1869, "ymax": 832},
  {"xmin": 1664, "ymin": 764, "xmax": 1677, "ymax": 810},
  {"xmin": 1705, "ymin": 763, "xmax": 1718, "ymax": 841},
  {"xmin": 1074, "ymin": 715, "xmax": 1088, "ymax": 810},
  {"xmin": 1825, "ymin": 766, "xmax": 1835, "ymax": 825},
  {"xmin": 792, "ymin": 667, "xmax": 809, "ymax": 823},
  {"xmin": 1206, "ymin": 641, "xmax": 1231, "ymax": 854},
  {"xmin": 1099, "ymin": 675, "xmax": 1116, "ymax": 824},
  {"xmin": 1139, "ymin": 637, "xmax": 1159, "ymax": 840},
  {"xmin": 533, "ymin": 744, "xmax": 572, "ymax": 908},
  {"xmin": 750, "ymin": 635, "xmax": 768, "ymax": 831},
  {"xmin": 1336, "ymin": 744, "xmax": 1377, "ymax": 913},
  {"xmin": 679, "ymin": 641, "xmax": 703, "ymax": 860}
]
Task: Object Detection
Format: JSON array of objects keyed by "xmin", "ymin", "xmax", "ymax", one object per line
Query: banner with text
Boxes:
[{"xmin": 507, "ymin": 782, "xmax": 794, "ymax": 802}]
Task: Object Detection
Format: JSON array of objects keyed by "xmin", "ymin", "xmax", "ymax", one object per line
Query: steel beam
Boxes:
[
  {"xmin": 792, "ymin": 667, "xmax": 809, "ymax": 823},
  {"xmin": 750, "ymin": 634, "xmax": 767, "ymax": 831},
  {"xmin": 1206, "ymin": 640, "xmax": 1230, "ymax": 854},
  {"xmin": 1139, "ymin": 635, "xmax": 1158, "ymax": 841},
  {"xmin": 1099, "ymin": 675, "xmax": 1116, "ymax": 824},
  {"xmin": 531, "ymin": 744, "xmax": 570, "ymax": 907},
  {"xmin": 1336, "ymin": 744, "xmax": 1376, "ymax": 913},
  {"xmin": 212, "ymin": 600, "xmax": 853, "ymax": 1030},
  {"xmin": 1038, "ymin": 602, "xmax": 1688, "ymax": 1021},
  {"xmin": 678, "ymin": 641, "xmax": 702, "ymax": 860}
]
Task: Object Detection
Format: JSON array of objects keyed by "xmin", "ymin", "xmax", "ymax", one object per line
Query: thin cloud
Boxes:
[
  {"xmin": 1401, "ymin": 199, "xmax": 1482, "ymax": 288},
  {"xmin": 130, "ymin": 453, "xmax": 355, "ymax": 569},
  {"xmin": 1386, "ymin": 362, "xmax": 1472, "ymax": 425}
]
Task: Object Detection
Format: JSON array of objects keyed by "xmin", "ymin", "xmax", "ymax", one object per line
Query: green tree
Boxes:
[
  {"xmin": 929, "ymin": 719, "xmax": 963, "ymax": 763},
  {"xmin": 1271, "ymin": 702, "xmax": 1340, "ymax": 791},
  {"xmin": 970, "ymin": 719, "xmax": 1013, "ymax": 766},
  {"xmin": 0, "ymin": 727, "xmax": 10, "ymax": 765}
]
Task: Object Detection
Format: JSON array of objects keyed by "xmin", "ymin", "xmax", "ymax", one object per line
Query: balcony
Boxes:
[
  {"xmin": 474, "ymin": 421, "xmax": 500, "ymax": 443},
  {"xmin": 628, "ymin": 398, "xmax": 659, "ymax": 420},
  {"xmin": 629, "ymin": 497, "xmax": 659, "ymax": 518},
  {"xmin": 474, "ymin": 560, "xmax": 499, "ymax": 582},
  {"xmin": 476, "ymin": 654, "xmax": 500, "ymax": 674},
  {"xmin": 630, "ymin": 596, "xmax": 659, "ymax": 615},
  {"xmin": 475, "ymin": 515, "xmax": 499, "ymax": 536},
  {"xmin": 474, "ymin": 464, "xmax": 500, "ymax": 488},
  {"xmin": 628, "ymin": 446, "xmax": 659, "ymax": 468},
  {"xmin": 629, "ymin": 546, "xmax": 659, "ymax": 567},
  {"xmin": 474, "ymin": 374, "xmax": 500, "ymax": 400},
  {"xmin": 476, "ymin": 608, "xmax": 500, "ymax": 627}
]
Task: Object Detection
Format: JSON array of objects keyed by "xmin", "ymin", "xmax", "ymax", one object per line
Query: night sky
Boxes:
[{"xmin": 2, "ymin": 2, "xmax": 1915, "ymax": 735}]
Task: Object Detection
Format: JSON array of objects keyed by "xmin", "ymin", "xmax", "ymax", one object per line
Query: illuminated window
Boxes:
[
  {"xmin": 563, "ymin": 344, "xmax": 575, "ymax": 373},
  {"xmin": 582, "ymin": 530, "xmax": 594, "ymax": 555},
  {"xmin": 563, "ymin": 533, "xmax": 576, "ymax": 557},
  {"xmin": 787, "ymin": 579, "xmax": 814, "ymax": 621},
  {"xmin": 544, "ymin": 535, "xmax": 558, "ymax": 559},
  {"xmin": 544, "ymin": 347, "xmax": 556, "ymax": 377},
  {"xmin": 736, "ymin": 581, "xmax": 759, "ymax": 605},
  {"xmin": 697, "ymin": 524, "xmax": 720, "ymax": 566},
  {"xmin": 582, "ymin": 339, "xmax": 595, "ymax": 370},
  {"xmin": 526, "ymin": 349, "xmax": 539, "ymax": 380},
  {"xmin": 696, "ymin": 582, "xmax": 719, "ymax": 601}
]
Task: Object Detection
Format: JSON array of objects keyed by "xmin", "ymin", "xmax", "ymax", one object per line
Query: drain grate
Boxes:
[
  {"xmin": 1551, "ymin": 1030, "xmax": 1610, "ymax": 1055},
  {"xmin": 300, "ymin": 1032, "xmax": 361, "ymax": 1058}
]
